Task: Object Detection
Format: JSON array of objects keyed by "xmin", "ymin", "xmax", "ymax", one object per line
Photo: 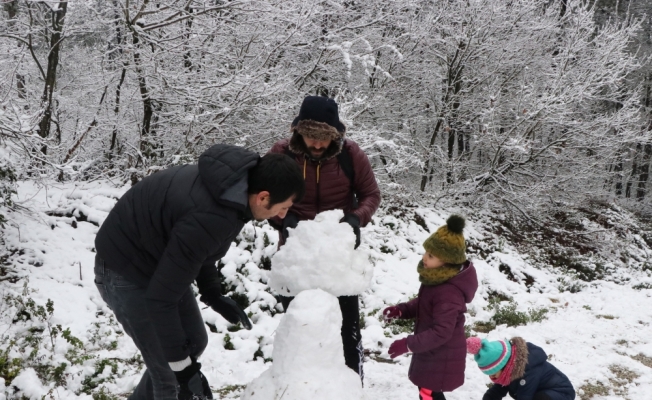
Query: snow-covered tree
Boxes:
[{"xmin": 0, "ymin": 0, "xmax": 648, "ymax": 217}]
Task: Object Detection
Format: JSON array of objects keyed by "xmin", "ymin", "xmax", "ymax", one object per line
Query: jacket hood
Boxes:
[
  {"xmin": 288, "ymin": 131, "xmax": 344, "ymax": 161},
  {"xmin": 446, "ymin": 261, "xmax": 478, "ymax": 303},
  {"xmin": 509, "ymin": 337, "xmax": 530, "ymax": 381},
  {"xmin": 198, "ymin": 144, "xmax": 260, "ymax": 207}
]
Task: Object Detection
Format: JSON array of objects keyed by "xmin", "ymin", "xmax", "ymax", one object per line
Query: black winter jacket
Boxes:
[
  {"xmin": 95, "ymin": 144, "xmax": 259, "ymax": 362},
  {"xmin": 483, "ymin": 341, "xmax": 575, "ymax": 400}
]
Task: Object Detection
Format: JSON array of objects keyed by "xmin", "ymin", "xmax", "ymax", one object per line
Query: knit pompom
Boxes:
[
  {"xmin": 446, "ymin": 215, "xmax": 466, "ymax": 234},
  {"xmin": 466, "ymin": 337, "xmax": 482, "ymax": 355}
]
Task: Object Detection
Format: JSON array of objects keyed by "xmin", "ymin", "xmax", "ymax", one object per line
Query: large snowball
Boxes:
[
  {"xmin": 269, "ymin": 210, "xmax": 372, "ymax": 296},
  {"xmin": 240, "ymin": 289, "xmax": 366, "ymax": 400}
]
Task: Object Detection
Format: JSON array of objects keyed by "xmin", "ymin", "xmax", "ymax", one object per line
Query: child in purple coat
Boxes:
[{"xmin": 383, "ymin": 215, "xmax": 479, "ymax": 400}]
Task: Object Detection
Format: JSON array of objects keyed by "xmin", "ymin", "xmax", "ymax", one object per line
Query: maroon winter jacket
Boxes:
[
  {"xmin": 398, "ymin": 261, "xmax": 478, "ymax": 392},
  {"xmin": 269, "ymin": 134, "xmax": 381, "ymax": 228}
]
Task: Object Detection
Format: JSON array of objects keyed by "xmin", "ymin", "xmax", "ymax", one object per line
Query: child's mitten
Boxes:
[
  {"xmin": 389, "ymin": 337, "xmax": 409, "ymax": 358},
  {"xmin": 383, "ymin": 306, "xmax": 402, "ymax": 322}
]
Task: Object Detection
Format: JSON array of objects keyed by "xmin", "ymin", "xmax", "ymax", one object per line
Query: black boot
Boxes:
[{"xmin": 199, "ymin": 371, "xmax": 213, "ymax": 399}]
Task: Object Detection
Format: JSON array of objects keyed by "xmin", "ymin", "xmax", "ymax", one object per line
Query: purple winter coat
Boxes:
[
  {"xmin": 397, "ymin": 261, "xmax": 478, "ymax": 392},
  {"xmin": 269, "ymin": 135, "xmax": 380, "ymax": 227}
]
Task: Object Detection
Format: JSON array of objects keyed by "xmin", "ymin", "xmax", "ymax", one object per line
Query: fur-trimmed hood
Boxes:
[
  {"xmin": 293, "ymin": 119, "xmax": 345, "ymax": 141},
  {"xmin": 508, "ymin": 336, "xmax": 530, "ymax": 381},
  {"xmin": 287, "ymin": 127, "xmax": 345, "ymax": 160}
]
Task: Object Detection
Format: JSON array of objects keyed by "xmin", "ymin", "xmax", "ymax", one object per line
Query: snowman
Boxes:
[{"xmin": 241, "ymin": 210, "xmax": 372, "ymax": 400}]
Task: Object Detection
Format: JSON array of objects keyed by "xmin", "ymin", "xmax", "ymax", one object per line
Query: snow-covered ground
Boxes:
[{"xmin": 1, "ymin": 181, "xmax": 651, "ymax": 399}]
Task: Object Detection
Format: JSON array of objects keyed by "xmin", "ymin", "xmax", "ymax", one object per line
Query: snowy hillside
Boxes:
[{"xmin": 1, "ymin": 181, "xmax": 651, "ymax": 400}]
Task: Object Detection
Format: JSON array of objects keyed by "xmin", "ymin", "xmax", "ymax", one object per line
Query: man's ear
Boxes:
[{"xmin": 256, "ymin": 191, "xmax": 270, "ymax": 205}]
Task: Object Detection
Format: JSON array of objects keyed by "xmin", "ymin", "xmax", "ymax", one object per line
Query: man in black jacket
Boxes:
[{"xmin": 94, "ymin": 144, "xmax": 304, "ymax": 400}]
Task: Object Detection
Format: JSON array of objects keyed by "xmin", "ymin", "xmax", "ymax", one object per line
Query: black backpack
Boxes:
[{"xmin": 284, "ymin": 141, "xmax": 358, "ymax": 209}]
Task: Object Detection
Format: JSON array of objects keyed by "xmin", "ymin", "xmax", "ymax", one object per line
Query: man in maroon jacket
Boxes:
[{"xmin": 268, "ymin": 96, "xmax": 381, "ymax": 383}]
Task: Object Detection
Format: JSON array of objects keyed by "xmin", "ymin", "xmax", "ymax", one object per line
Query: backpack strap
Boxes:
[
  {"xmin": 337, "ymin": 141, "xmax": 359, "ymax": 209},
  {"xmin": 337, "ymin": 141, "xmax": 355, "ymax": 184}
]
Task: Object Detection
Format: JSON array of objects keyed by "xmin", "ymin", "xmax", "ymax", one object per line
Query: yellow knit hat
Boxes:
[{"xmin": 423, "ymin": 215, "xmax": 467, "ymax": 264}]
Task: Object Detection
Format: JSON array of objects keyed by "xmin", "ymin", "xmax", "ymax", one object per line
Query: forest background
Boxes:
[{"xmin": 2, "ymin": 0, "xmax": 652, "ymax": 222}]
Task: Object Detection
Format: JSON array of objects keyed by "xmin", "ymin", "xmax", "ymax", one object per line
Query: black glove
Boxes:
[
  {"xmin": 199, "ymin": 290, "xmax": 252, "ymax": 330},
  {"xmin": 340, "ymin": 213, "xmax": 361, "ymax": 249},
  {"xmin": 281, "ymin": 212, "xmax": 300, "ymax": 241},
  {"xmin": 174, "ymin": 358, "xmax": 213, "ymax": 399}
]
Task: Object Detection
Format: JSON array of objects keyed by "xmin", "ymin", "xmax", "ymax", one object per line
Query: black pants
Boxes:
[
  {"xmin": 95, "ymin": 256, "xmax": 208, "ymax": 400},
  {"xmin": 280, "ymin": 294, "xmax": 364, "ymax": 380}
]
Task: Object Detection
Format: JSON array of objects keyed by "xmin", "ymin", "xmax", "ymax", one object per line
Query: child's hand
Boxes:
[
  {"xmin": 388, "ymin": 338, "xmax": 409, "ymax": 359},
  {"xmin": 382, "ymin": 306, "xmax": 401, "ymax": 322}
]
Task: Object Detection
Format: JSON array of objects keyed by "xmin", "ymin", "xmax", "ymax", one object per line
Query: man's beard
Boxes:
[{"xmin": 307, "ymin": 146, "xmax": 326, "ymax": 158}]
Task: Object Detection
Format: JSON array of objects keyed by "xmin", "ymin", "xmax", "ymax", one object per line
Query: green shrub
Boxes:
[
  {"xmin": 0, "ymin": 346, "xmax": 22, "ymax": 386},
  {"xmin": 578, "ymin": 381, "xmax": 609, "ymax": 399},
  {"xmin": 557, "ymin": 277, "xmax": 585, "ymax": 293},
  {"xmin": 359, "ymin": 313, "xmax": 367, "ymax": 330},
  {"xmin": 491, "ymin": 302, "xmax": 529, "ymax": 327},
  {"xmin": 215, "ymin": 385, "xmax": 246, "ymax": 397},
  {"xmin": 488, "ymin": 300, "xmax": 549, "ymax": 327},
  {"xmin": 528, "ymin": 307, "xmax": 549, "ymax": 323},
  {"xmin": 1, "ymin": 282, "xmax": 142, "ymax": 397},
  {"xmin": 383, "ymin": 317, "xmax": 415, "ymax": 335},
  {"xmin": 633, "ymin": 282, "xmax": 652, "ymax": 290},
  {"xmin": 465, "ymin": 325, "xmax": 475, "ymax": 338},
  {"xmin": 92, "ymin": 386, "xmax": 120, "ymax": 400},
  {"xmin": 224, "ymin": 334, "xmax": 235, "ymax": 350},
  {"xmin": 472, "ymin": 321, "xmax": 497, "ymax": 333},
  {"xmin": 0, "ymin": 156, "xmax": 17, "ymax": 229},
  {"xmin": 79, "ymin": 359, "xmax": 119, "ymax": 395}
]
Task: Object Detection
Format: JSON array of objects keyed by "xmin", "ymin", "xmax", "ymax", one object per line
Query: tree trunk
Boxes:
[
  {"xmin": 613, "ymin": 155, "xmax": 623, "ymax": 196},
  {"xmin": 183, "ymin": 5, "xmax": 194, "ymax": 71},
  {"xmin": 552, "ymin": 0, "xmax": 568, "ymax": 57},
  {"xmin": 3, "ymin": 1, "xmax": 26, "ymax": 100},
  {"xmin": 626, "ymin": 144, "xmax": 640, "ymax": 198},
  {"xmin": 111, "ymin": 68, "xmax": 127, "ymax": 153},
  {"xmin": 559, "ymin": 0, "xmax": 567, "ymax": 19},
  {"xmin": 446, "ymin": 127, "xmax": 455, "ymax": 184},
  {"xmin": 419, "ymin": 120, "xmax": 442, "ymax": 191},
  {"xmin": 36, "ymin": 1, "xmax": 68, "ymax": 152},
  {"xmin": 420, "ymin": 43, "xmax": 465, "ymax": 191},
  {"xmin": 457, "ymin": 130, "xmax": 467, "ymax": 158},
  {"xmin": 644, "ymin": 74, "xmax": 651, "ymax": 109},
  {"xmin": 446, "ymin": 70, "xmax": 463, "ymax": 184},
  {"xmin": 131, "ymin": 32, "xmax": 156, "ymax": 160},
  {"xmin": 637, "ymin": 143, "xmax": 652, "ymax": 200},
  {"xmin": 110, "ymin": 1, "xmax": 126, "ymax": 156}
]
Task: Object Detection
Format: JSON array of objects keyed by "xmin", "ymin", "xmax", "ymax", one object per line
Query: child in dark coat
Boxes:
[
  {"xmin": 466, "ymin": 336, "xmax": 576, "ymax": 400},
  {"xmin": 383, "ymin": 216, "xmax": 479, "ymax": 400}
]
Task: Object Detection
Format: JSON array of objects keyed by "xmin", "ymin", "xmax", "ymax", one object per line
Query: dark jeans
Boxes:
[
  {"xmin": 279, "ymin": 294, "xmax": 364, "ymax": 382},
  {"xmin": 94, "ymin": 256, "xmax": 208, "ymax": 400}
]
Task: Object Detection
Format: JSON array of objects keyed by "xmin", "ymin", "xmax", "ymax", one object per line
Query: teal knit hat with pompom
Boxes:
[{"xmin": 466, "ymin": 337, "xmax": 512, "ymax": 375}]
